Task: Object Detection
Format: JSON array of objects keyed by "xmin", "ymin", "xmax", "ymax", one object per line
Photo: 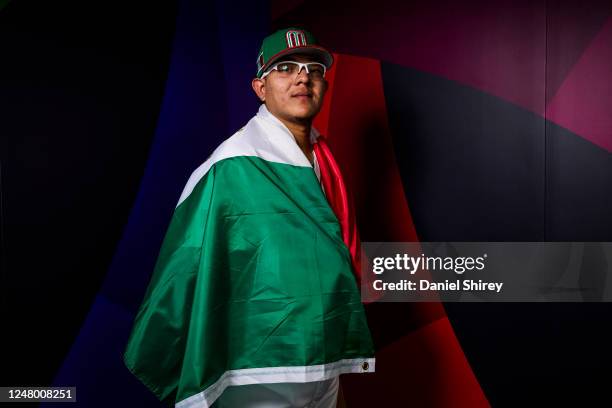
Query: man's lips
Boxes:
[{"xmin": 291, "ymin": 90, "xmax": 312, "ymax": 97}]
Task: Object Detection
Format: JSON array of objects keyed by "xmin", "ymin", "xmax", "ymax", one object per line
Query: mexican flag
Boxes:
[{"xmin": 123, "ymin": 104, "xmax": 375, "ymax": 407}]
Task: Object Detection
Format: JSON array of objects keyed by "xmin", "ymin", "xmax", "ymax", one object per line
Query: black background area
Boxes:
[{"xmin": 0, "ymin": 0, "xmax": 178, "ymax": 387}]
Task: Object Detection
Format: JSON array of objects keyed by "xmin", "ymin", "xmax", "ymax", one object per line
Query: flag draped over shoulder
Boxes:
[{"xmin": 123, "ymin": 104, "xmax": 375, "ymax": 408}]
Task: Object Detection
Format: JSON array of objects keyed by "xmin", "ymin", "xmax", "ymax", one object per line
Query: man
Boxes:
[{"xmin": 124, "ymin": 27, "xmax": 374, "ymax": 408}]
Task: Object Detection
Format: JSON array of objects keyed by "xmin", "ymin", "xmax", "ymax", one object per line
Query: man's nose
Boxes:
[{"xmin": 294, "ymin": 66, "xmax": 310, "ymax": 83}]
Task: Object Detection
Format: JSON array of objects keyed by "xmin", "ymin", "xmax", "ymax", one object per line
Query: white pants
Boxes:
[{"xmin": 213, "ymin": 377, "xmax": 339, "ymax": 408}]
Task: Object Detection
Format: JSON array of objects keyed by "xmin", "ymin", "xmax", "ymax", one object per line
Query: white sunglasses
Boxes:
[{"xmin": 261, "ymin": 61, "xmax": 327, "ymax": 79}]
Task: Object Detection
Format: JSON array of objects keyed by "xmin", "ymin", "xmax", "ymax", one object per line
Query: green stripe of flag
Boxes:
[{"xmin": 124, "ymin": 156, "xmax": 374, "ymax": 405}]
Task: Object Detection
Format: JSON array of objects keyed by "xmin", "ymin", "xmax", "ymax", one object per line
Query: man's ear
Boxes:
[{"xmin": 251, "ymin": 78, "xmax": 266, "ymax": 102}]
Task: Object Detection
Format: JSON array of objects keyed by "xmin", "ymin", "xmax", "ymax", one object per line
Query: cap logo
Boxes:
[{"xmin": 285, "ymin": 30, "xmax": 307, "ymax": 48}]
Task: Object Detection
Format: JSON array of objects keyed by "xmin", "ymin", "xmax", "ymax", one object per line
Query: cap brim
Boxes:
[{"xmin": 259, "ymin": 45, "xmax": 333, "ymax": 77}]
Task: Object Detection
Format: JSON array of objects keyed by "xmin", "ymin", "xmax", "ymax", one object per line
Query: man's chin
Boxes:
[{"xmin": 289, "ymin": 106, "xmax": 320, "ymax": 122}]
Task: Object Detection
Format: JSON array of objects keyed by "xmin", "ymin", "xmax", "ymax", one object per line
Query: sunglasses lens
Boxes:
[
  {"xmin": 276, "ymin": 62, "xmax": 299, "ymax": 75},
  {"xmin": 306, "ymin": 63, "xmax": 325, "ymax": 78}
]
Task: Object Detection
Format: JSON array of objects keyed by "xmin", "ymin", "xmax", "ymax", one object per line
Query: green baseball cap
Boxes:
[{"xmin": 256, "ymin": 27, "xmax": 333, "ymax": 78}]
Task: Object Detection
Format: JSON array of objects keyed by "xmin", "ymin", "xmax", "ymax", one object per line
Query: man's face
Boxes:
[{"xmin": 252, "ymin": 54, "xmax": 328, "ymax": 124}]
